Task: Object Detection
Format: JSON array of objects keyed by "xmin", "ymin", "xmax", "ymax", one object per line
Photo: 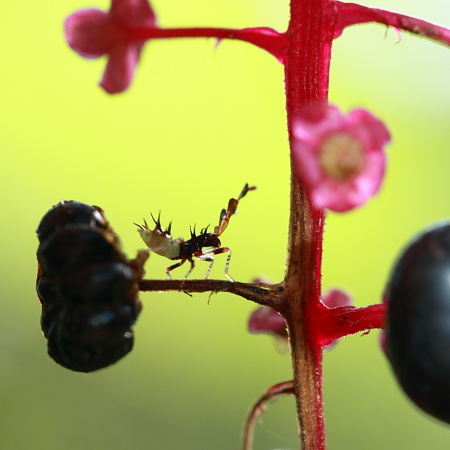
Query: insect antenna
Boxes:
[
  {"xmin": 213, "ymin": 183, "xmax": 256, "ymax": 236},
  {"xmin": 219, "ymin": 209, "xmax": 227, "ymax": 223},
  {"xmin": 238, "ymin": 183, "xmax": 256, "ymax": 200}
]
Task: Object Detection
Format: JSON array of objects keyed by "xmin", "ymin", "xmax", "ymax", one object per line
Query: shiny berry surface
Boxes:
[
  {"xmin": 386, "ymin": 223, "xmax": 450, "ymax": 423},
  {"xmin": 36, "ymin": 201, "xmax": 107, "ymax": 242},
  {"xmin": 36, "ymin": 201, "xmax": 146, "ymax": 372}
]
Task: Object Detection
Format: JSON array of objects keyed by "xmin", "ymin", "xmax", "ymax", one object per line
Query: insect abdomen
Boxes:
[{"xmin": 138, "ymin": 228, "xmax": 181, "ymax": 259}]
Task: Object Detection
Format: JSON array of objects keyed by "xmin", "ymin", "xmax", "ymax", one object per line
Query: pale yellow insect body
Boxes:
[{"xmin": 136, "ymin": 220, "xmax": 182, "ymax": 259}]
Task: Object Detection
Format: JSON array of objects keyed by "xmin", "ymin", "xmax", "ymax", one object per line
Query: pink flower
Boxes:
[
  {"xmin": 291, "ymin": 103, "xmax": 391, "ymax": 212},
  {"xmin": 321, "ymin": 288, "xmax": 352, "ymax": 309},
  {"xmin": 248, "ymin": 306, "xmax": 288, "ymax": 339},
  {"xmin": 65, "ymin": 0, "xmax": 157, "ymax": 93}
]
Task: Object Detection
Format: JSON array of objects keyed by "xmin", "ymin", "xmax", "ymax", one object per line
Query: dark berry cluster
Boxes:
[{"xmin": 36, "ymin": 201, "xmax": 148, "ymax": 372}]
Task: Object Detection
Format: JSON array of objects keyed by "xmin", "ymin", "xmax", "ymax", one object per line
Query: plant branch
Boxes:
[
  {"xmin": 316, "ymin": 303, "xmax": 385, "ymax": 346},
  {"xmin": 282, "ymin": 0, "xmax": 335, "ymax": 447},
  {"xmin": 283, "ymin": 176, "xmax": 326, "ymax": 450},
  {"xmin": 128, "ymin": 26, "xmax": 287, "ymax": 62},
  {"xmin": 335, "ymin": 2, "xmax": 450, "ymax": 47},
  {"xmin": 138, "ymin": 279, "xmax": 286, "ymax": 310},
  {"xmin": 242, "ymin": 380, "xmax": 295, "ymax": 450}
]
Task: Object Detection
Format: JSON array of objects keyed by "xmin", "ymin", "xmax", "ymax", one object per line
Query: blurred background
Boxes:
[{"xmin": 1, "ymin": 0, "xmax": 450, "ymax": 448}]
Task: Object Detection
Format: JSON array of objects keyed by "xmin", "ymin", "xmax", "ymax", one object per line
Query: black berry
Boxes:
[{"xmin": 386, "ymin": 223, "xmax": 450, "ymax": 423}]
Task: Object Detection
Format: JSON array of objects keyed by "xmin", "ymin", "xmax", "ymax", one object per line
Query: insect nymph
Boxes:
[{"xmin": 135, "ymin": 184, "xmax": 255, "ymax": 281}]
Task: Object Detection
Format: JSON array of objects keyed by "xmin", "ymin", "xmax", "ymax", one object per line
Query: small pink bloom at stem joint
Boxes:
[
  {"xmin": 321, "ymin": 288, "xmax": 352, "ymax": 310},
  {"xmin": 291, "ymin": 103, "xmax": 391, "ymax": 212},
  {"xmin": 248, "ymin": 306, "xmax": 288, "ymax": 340},
  {"xmin": 65, "ymin": 0, "xmax": 157, "ymax": 94}
]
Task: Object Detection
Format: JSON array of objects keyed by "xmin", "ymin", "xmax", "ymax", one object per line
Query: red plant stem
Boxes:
[
  {"xmin": 128, "ymin": 26, "xmax": 287, "ymax": 62},
  {"xmin": 242, "ymin": 381, "xmax": 295, "ymax": 450},
  {"xmin": 316, "ymin": 304, "xmax": 385, "ymax": 346},
  {"xmin": 283, "ymin": 0, "xmax": 335, "ymax": 448},
  {"xmin": 335, "ymin": 2, "xmax": 450, "ymax": 47},
  {"xmin": 126, "ymin": 3, "xmax": 450, "ymax": 64}
]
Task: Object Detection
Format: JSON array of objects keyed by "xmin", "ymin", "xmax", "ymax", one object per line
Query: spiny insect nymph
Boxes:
[{"xmin": 135, "ymin": 184, "xmax": 256, "ymax": 281}]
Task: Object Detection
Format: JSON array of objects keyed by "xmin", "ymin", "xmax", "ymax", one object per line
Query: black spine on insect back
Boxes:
[
  {"xmin": 36, "ymin": 201, "xmax": 147, "ymax": 373},
  {"xmin": 386, "ymin": 223, "xmax": 450, "ymax": 424}
]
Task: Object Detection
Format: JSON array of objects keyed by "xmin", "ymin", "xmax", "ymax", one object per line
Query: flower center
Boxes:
[{"xmin": 319, "ymin": 133, "xmax": 364, "ymax": 180}]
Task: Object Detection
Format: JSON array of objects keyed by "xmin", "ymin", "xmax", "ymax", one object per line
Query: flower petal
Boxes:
[
  {"xmin": 248, "ymin": 306, "xmax": 287, "ymax": 339},
  {"xmin": 322, "ymin": 289, "xmax": 352, "ymax": 309},
  {"xmin": 100, "ymin": 43, "xmax": 142, "ymax": 94},
  {"xmin": 110, "ymin": 0, "xmax": 157, "ymax": 27},
  {"xmin": 347, "ymin": 109, "xmax": 391, "ymax": 149},
  {"xmin": 65, "ymin": 9, "xmax": 118, "ymax": 58}
]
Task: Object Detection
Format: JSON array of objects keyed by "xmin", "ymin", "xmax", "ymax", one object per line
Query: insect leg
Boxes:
[
  {"xmin": 183, "ymin": 260, "xmax": 196, "ymax": 279},
  {"xmin": 204, "ymin": 247, "xmax": 234, "ymax": 282},
  {"xmin": 222, "ymin": 248, "xmax": 234, "ymax": 282},
  {"xmin": 166, "ymin": 259, "xmax": 187, "ymax": 279},
  {"xmin": 204, "ymin": 259, "xmax": 214, "ymax": 279},
  {"xmin": 195, "ymin": 253, "xmax": 215, "ymax": 279}
]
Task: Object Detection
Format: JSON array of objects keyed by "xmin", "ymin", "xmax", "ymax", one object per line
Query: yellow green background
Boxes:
[{"xmin": 1, "ymin": 0, "xmax": 450, "ymax": 448}]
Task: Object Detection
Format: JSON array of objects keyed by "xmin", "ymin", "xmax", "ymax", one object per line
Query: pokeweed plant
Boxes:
[{"xmin": 37, "ymin": 0, "xmax": 450, "ymax": 448}]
